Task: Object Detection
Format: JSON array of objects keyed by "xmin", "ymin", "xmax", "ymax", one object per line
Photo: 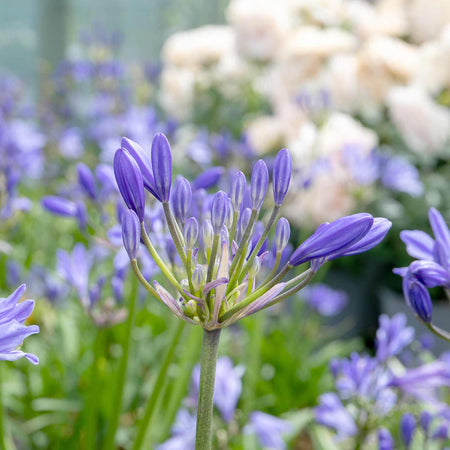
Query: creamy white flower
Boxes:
[
  {"xmin": 346, "ymin": 0, "xmax": 408, "ymax": 39},
  {"xmin": 245, "ymin": 115, "xmax": 285, "ymax": 155},
  {"xmin": 226, "ymin": 0, "xmax": 292, "ymax": 61},
  {"xmin": 162, "ymin": 26, "xmax": 235, "ymax": 68},
  {"xmin": 358, "ymin": 36, "xmax": 419, "ymax": 107},
  {"xmin": 407, "ymin": 0, "xmax": 450, "ymax": 43},
  {"xmin": 159, "ymin": 68, "xmax": 196, "ymax": 120},
  {"xmin": 415, "ymin": 40, "xmax": 450, "ymax": 93},
  {"xmin": 325, "ymin": 54, "xmax": 360, "ymax": 113},
  {"xmin": 387, "ymin": 85, "xmax": 450, "ymax": 154},
  {"xmin": 315, "ymin": 113, "xmax": 378, "ymax": 159}
]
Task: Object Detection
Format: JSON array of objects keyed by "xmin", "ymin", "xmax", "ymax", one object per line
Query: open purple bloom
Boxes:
[
  {"xmin": 246, "ymin": 411, "xmax": 292, "ymax": 450},
  {"xmin": 302, "ymin": 283, "xmax": 348, "ymax": 317},
  {"xmin": 376, "ymin": 313, "xmax": 414, "ymax": 362},
  {"xmin": 315, "ymin": 393, "xmax": 357, "ymax": 439},
  {"xmin": 0, "ymin": 285, "xmax": 39, "ymax": 365}
]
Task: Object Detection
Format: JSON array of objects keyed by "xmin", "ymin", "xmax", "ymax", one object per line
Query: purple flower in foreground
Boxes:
[
  {"xmin": 0, "ymin": 285, "xmax": 39, "ymax": 365},
  {"xmin": 151, "ymin": 133, "xmax": 172, "ymax": 202},
  {"xmin": 246, "ymin": 411, "xmax": 292, "ymax": 450},
  {"xmin": 121, "ymin": 209, "xmax": 141, "ymax": 259}
]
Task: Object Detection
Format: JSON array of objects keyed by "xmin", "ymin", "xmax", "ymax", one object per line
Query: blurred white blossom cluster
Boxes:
[{"xmin": 159, "ymin": 0, "xmax": 450, "ymax": 225}]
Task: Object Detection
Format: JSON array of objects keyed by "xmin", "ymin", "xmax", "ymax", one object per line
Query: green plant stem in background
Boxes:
[
  {"xmin": 195, "ymin": 329, "xmax": 221, "ymax": 450},
  {"xmin": 132, "ymin": 320, "xmax": 185, "ymax": 450},
  {"xmin": 85, "ymin": 328, "xmax": 105, "ymax": 449},
  {"xmin": 103, "ymin": 276, "xmax": 138, "ymax": 450}
]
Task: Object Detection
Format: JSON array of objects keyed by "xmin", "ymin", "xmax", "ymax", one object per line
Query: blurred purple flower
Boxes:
[
  {"xmin": 302, "ymin": 283, "xmax": 348, "ymax": 316},
  {"xmin": 246, "ymin": 411, "xmax": 292, "ymax": 450}
]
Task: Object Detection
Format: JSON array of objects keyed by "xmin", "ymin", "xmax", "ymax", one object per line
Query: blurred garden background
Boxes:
[{"xmin": 0, "ymin": 0, "xmax": 449, "ymax": 449}]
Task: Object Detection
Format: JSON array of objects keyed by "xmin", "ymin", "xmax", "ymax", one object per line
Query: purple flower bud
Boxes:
[
  {"xmin": 404, "ymin": 278, "xmax": 432, "ymax": 323},
  {"xmin": 192, "ymin": 167, "xmax": 224, "ymax": 190},
  {"xmin": 201, "ymin": 220, "xmax": 214, "ymax": 249},
  {"xmin": 432, "ymin": 424, "xmax": 448, "ymax": 440},
  {"xmin": 192, "ymin": 265, "xmax": 205, "ymax": 291},
  {"xmin": 400, "ymin": 413, "xmax": 416, "ymax": 448},
  {"xmin": 250, "ymin": 160, "xmax": 269, "ymax": 209},
  {"xmin": 184, "ymin": 217, "xmax": 199, "ymax": 249},
  {"xmin": 275, "ymin": 217, "xmax": 290, "ymax": 252},
  {"xmin": 224, "ymin": 198, "xmax": 234, "ymax": 229},
  {"xmin": 329, "ymin": 217, "xmax": 392, "ymax": 259},
  {"xmin": 419, "ymin": 411, "xmax": 432, "ymax": 434},
  {"xmin": 122, "ymin": 209, "xmax": 141, "ymax": 259},
  {"xmin": 76, "ymin": 201, "xmax": 88, "ymax": 231},
  {"xmin": 171, "ymin": 176, "xmax": 192, "ymax": 222},
  {"xmin": 42, "ymin": 196, "xmax": 77, "ymax": 217},
  {"xmin": 151, "ymin": 133, "xmax": 172, "ymax": 202},
  {"xmin": 77, "ymin": 162, "xmax": 97, "ymax": 200},
  {"xmin": 239, "ymin": 208, "xmax": 252, "ymax": 236},
  {"xmin": 289, "ymin": 213, "xmax": 374, "ymax": 266},
  {"xmin": 378, "ymin": 427, "xmax": 394, "ymax": 450},
  {"xmin": 114, "ymin": 148, "xmax": 145, "ymax": 221},
  {"xmin": 229, "ymin": 171, "xmax": 246, "ymax": 211},
  {"xmin": 409, "ymin": 260, "xmax": 450, "ymax": 287},
  {"xmin": 211, "ymin": 191, "xmax": 228, "ymax": 234},
  {"xmin": 272, "ymin": 148, "xmax": 292, "ymax": 205},
  {"xmin": 121, "ymin": 137, "xmax": 157, "ymax": 197}
]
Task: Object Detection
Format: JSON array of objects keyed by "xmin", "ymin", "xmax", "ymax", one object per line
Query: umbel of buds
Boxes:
[{"xmin": 114, "ymin": 133, "xmax": 392, "ymax": 330}]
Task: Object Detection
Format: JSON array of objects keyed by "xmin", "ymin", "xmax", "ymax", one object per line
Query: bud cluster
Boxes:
[{"xmin": 114, "ymin": 133, "xmax": 391, "ymax": 329}]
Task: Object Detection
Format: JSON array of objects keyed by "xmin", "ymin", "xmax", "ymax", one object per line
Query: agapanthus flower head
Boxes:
[
  {"xmin": 114, "ymin": 134, "xmax": 390, "ymax": 329},
  {"xmin": 0, "ymin": 285, "xmax": 39, "ymax": 365},
  {"xmin": 376, "ymin": 313, "xmax": 414, "ymax": 362}
]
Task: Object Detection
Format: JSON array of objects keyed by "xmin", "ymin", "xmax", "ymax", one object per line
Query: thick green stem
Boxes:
[
  {"xmin": 195, "ymin": 329, "xmax": 221, "ymax": 450},
  {"xmin": 132, "ymin": 320, "xmax": 185, "ymax": 450},
  {"xmin": 103, "ymin": 276, "xmax": 138, "ymax": 450}
]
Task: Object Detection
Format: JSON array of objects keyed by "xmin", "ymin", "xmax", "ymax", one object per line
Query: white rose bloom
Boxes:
[
  {"xmin": 358, "ymin": 36, "xmax": 419, "ymax": 107},
  {"xmin": 346, "ymin": 0, "xmax": 408, "ymax": 39},
  {"xmin": 387, "ymin": 85, "xmax": 450, "ymax": 155},
  {"xmin": 283, "ymin": 174, "xmax": 357, "ymax": 226},
  {"xmin": 315, "ymin": 113, "xmax": 378, "ymax": 159},
  {"xmin": 159, "ymin": 68, "xmax": 196, "ymax": 120},
  {"xmin": 287, "ymin": 120, "xmax": 318, "ymax": 164},
  {"xmin": 289, "ymin": 0, "xmax": 347, "ymax": 26},
  {"xmin": 325, "ymin": 54, "xmax": 360, "ymax": 113},
  {"xmin": 162, "ymin": 26, "xmax": 235, "ymax": 68},
  {"xmin": 226, "ymin": 0, "xmax": 292, "ymax": 61},
  {"xmin": 415, "ymin": 40, "xmax": 450, "ymax": 93},
  {"xmin": 245, "ymin": 116, "xmax": 285, "ymax": 155},
  {"xmin": 407, "ymin": 0, "xmax": 450, "ymax": 44}
]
